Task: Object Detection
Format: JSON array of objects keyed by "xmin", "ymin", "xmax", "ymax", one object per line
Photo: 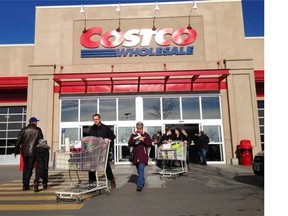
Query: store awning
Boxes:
[
  {"xmin": 0, "ymin": 77, "xmax": 28, "ymax": 89},
  {"xmin": 53, "ymin": 69, "xmax": 230, "ymax": 94},
  {"xmin": 254, "ymin": 70, "xmax": 264, "ymax": 82}
]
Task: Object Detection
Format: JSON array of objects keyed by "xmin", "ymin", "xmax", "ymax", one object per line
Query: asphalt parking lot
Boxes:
[{"xmin": 0, "ymin": 163, "xmax": 264, "ymax": 216}]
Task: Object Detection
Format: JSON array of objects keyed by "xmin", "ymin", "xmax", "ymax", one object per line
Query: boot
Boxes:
[
  {"xmin": 34, "ymin": 179, "xmax": 39, "ymax": 192},
  {"xmin": 43, "ymin": 181, "xmax": 48, "ymax": 190}
]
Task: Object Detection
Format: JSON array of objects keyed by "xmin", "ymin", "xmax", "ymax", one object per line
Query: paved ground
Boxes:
[{"xmin": 0, "ymin": 163, "xmax": 264, "ymax": 216}]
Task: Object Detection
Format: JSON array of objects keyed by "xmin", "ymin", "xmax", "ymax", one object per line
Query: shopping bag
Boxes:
[
  {"xmin": 19, "ymin": 154, "xmax": 38, "ymax": 171},
  {"xmin": 19, "ymin": 154, "xmax": 24, "ymax": 171}
]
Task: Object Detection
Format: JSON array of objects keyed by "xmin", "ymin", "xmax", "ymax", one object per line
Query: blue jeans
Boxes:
[
  {"xmin": 199, "ymin": 148, "xmax": 208, "ymax": 164},
  {"xmin": 136, "ymin": 163, "xmax": 145, "ymax": 188}
]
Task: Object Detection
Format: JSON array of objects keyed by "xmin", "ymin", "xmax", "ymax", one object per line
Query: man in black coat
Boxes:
[
  {"xmin": 88, "ymin": 113, "xmax": 116, "ymax": 188},
  {"xmin": 195, "ymin": 131, "xmax": 210, "ymax": 165},
  {"xmin": 14, "ymin": 117, "xmax": 44, "ymax": 191}
]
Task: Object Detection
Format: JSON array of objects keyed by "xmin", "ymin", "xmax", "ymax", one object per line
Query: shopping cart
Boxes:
[
  {"xmin": 53, "ymin": 136, "xmax": 110, "ymax": 203},
  {"xmin": 156, "ymin": 141, "xmax": 188, "ymax": 179}
]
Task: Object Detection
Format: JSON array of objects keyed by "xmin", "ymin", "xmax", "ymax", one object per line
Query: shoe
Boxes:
[
  {"xmin": 43, "ymin": 183, "xmax": 48, "ymax": 190},
  {"xmin": 111, "ymin": 179, "xmax": 116, "ymax": 188},
  {"xmin": 22, "ymin": 186, "xmax": 30, "ymax": 191},
  {"xmin": 136, "ymin": 186, "xmax": 142, "ymax": 192}
]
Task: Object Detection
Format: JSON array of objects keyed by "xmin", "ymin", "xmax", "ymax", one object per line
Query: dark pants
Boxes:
[
  {"xmin": 23, "ymin": 156, "xmax": 36, "ymax": 188},
  {"xmin": 89, "ymin": 159, "xmax": 114, "ymax": 182},
  {"xmin": 199, "ymin": 148, "xmax": 208, "ymax": 165}
]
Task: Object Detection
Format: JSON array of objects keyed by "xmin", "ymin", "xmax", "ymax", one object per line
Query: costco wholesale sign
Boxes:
[{"xmin": 80, "ymin": 27, "xmax": 197, "ymax": 58}]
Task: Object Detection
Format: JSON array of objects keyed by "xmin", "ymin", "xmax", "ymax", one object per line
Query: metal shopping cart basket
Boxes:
[
  {"xmin": 53, "ymin": 136, "xmax": 110, "ymax": 203},
  {"xmin": 156, "ymin": 141, "xmax": 188, "ymax": 179}
]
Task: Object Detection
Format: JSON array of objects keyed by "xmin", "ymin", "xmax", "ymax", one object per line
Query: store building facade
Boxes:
[{"xmin": 0, "ymin": 0, "xmax": 264, "ymax": 165}]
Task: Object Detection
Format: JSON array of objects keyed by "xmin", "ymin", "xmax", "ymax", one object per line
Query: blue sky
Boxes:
[{"xmin": 0, "ymin": 0, "xmax": 264, "ymax": 44}]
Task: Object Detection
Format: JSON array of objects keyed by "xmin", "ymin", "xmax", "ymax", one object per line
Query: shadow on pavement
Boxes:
[{"xmin": 234, "ymin": 175, "xmax": 264, "ymax": 188}]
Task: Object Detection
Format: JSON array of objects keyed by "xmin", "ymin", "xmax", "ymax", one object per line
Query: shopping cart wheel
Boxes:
[
  {"xmin": 56, "ymin": 195, "xmax": 62, "ymax": 202},
  {"xmin": 77, "ymin": 196, "xmax": 83, "ymax": 204}
]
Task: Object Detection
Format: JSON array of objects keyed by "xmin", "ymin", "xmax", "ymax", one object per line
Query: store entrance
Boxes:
[{"xmin": 164, "ymin": 123, "xmax": 199, "ymax": 163}]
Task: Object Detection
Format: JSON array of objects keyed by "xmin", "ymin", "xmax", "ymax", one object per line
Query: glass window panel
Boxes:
[
  {"xmin": 8, "ymin": 123, "xmax": 23, "ymax": 130},
  {"xmin": 0, "ymin": 148, "xmax": 5, "ymax": 154},
  {"xmin": 80, "ymin": 100, "xmax": 97, "ymax": 121},
  {"xmin": 260, "ymin": 126, "xmax": 264, "ymax": 133},
  {"xmin": 8, "ymin": 131, "xmax": 20, "ymax": 138},
  {"xmin": 99, "ymin": 99, "xmax": 116, "ymax": 121},
  {"xmin": 182, "ymin": 97, "xmax": 200, "ymax": 119},
  {"xmin": 203, "ymin": 125, "xmax": 222, "ymax": 142},
  {"xmin": 61, "ymin": 100, "xmax": 79, "ymax": 122},
  {"xmin": 0, "ymin": 115, "xmax": 8, "ymax": 122},
  {"xmin": 8, "ymin": 115, "xmax": 23, "ymax": 122},
  {"xmin": 202, "ymin": 97, "xmax": 221, "ymax": 119},
  {"xmin": 260, "ymin": 135, "xmax": 264, "ymax": 142},
  {"xmin": 0, "ymin": 140, "xmax": 6, "ymax": 147},
  {"xmin": 61, "ymin": 128, "xmax": 79, "ymax": 146},
  {"xmin": 116, "ymin": 145, "xmax": 131, "ymax": 162},
  {"xmin": 9, "ymin": 107, "xmax": 23, "ymax": 113},
  {"xmin": 118, "ymin": 127, "xmax": 134, "ymax": 144},
  {"xmin": 143, "ymin": 98, "xmax": 161, "ymax": 120},
  {"xmin": 0, "ymin": 107, "xmax": 8, "ymax": 114},
  {"xmin": 258, "ymin": 110, "xmax": 264, "ymax": 117},
  {"xmin": 7, "ymin": 147, "xmax": 15, "ymax": 154},
  {"xmin": 257, "ymin": 100, "xmax": 264, "ymax": 109},
  {"xmin": 0, "ymin": 123, "xmax": 7, "ymax": 130},
  {"xmin": 258, "ymin": 118, "xmax": 264, "ymax": 126},
  {"xmin": 7, "ymin": 139, "xmax": 16, "ymax": 147},
  {"xmin": 118, "ymin": 98, "xmax": 136, "ymax": 121},
  {"xmin": 0, "ymin": 131, "xmax": 6, "ymax": 138},
  {"xmin": 146, "ymin": 126, "xmax": 162, "ymax": 138},
  {"xmin": 206, "ymin": 144, "xmax": 222, "ymax": 161},
  {"xmin": 162, "ymin": 98, "xmax": 180, "ymax": 120}
]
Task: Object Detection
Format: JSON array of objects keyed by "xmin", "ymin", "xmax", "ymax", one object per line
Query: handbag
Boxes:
[{"xmin": 129, "ymin": 148, "xmax": 134, "ymax": 162}]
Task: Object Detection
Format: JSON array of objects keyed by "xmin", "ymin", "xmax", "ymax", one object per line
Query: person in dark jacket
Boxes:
[
  {"xmin": 14, "ymin": 117, "xmax": 44, "ymax": 191},
  {"xmin": 34, "ymin": 139, "xmax": 50, "ymax": 192},
  {"xmin": 195, "ymin": 131, "xmax": 210, "ymax": 165},
  {"xmin": 88, "ymin": 113, "xmax": 116, "ymax": 188},
  {"xmin": 128, "ymin": 122, "xmax": 152, "ymax": 192}
]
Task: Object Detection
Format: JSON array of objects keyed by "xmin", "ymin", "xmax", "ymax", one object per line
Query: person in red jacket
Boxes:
[{"xmin": 128, "ymin": 122, "xmax": 152, "ymax": 192}]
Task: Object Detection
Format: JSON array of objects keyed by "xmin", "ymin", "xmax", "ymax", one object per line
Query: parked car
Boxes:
[{"xmin": 252, "ymin": 150, "xmax": 264, "ymax": 176}]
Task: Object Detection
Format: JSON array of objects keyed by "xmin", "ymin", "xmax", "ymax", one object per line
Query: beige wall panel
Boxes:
[
  {"xmin": 27, "ymin": 76, "xmax": 55, "ymax": 160},
  {"xmin": 221, "ymin": 89, "xmax": 234, "ymax": 162},
  {"xmin": 34, "ymin": 9, "xmax": 62, "ymax": 65},
  {"xmin": 0, "ymin": 46, "xmax": 34, "ymax": 76},
  {"xmin": 232, "ymin": 73, "xmax": 258, "ymax": 147},
  {"xmin": 51, "ymin": 93, "xmax": 60, "ymax": 156},
  {"xmin": 245, "ymin": 39, "xmax": 264, "ymax": 70}
]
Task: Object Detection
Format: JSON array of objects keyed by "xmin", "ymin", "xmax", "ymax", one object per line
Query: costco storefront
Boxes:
[{"xmin": 0, "ymin": 1, "xmax": 263, "ymax": 165}]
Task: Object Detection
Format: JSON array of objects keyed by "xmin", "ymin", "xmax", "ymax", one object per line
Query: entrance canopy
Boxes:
[{"xmin": 53, "ymin": 69, "xmax": 229, "ymax": 94}]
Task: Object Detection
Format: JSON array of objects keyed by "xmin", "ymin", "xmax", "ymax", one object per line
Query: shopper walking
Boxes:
[
  {"xmin": 88, "ymin": 113, "xmax": 116, "ymax": 188},
  {"xmin": 128, "ymin": 122, "xmax": 152, "ymax": 192},
  {"xmin": 14, "ymin": 117, "xmax": 44, "ymax": 191},
  {"xmin": 34, "ymin": 139, "xmax": 50, "ymax": 192},
  {"xmin": 196, "ymin": 131, "xmax": 210, "ymax": 165}
]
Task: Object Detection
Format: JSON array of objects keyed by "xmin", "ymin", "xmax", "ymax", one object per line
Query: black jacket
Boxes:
[
  {"xmin": 196, "ymin": 134, "xmax": 210, "ymax": 149},
  {"xmin": 15, "ymin": 123, "xmax": 44, "ymax": 157},
  {"xmin": 89, "ymin": 123, "xmax": 116, "ymax": 149}
]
